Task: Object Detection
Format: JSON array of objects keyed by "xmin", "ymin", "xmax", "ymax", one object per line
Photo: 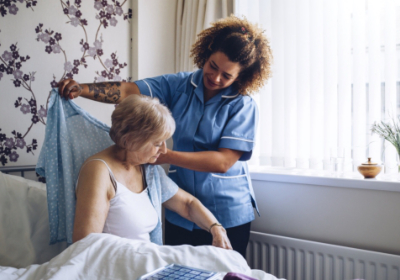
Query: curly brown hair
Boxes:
[{"xmin": 190, "ymin": 15, "xmax": 273, "ymax": 95}]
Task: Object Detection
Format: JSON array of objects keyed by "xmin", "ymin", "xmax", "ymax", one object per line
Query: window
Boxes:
[{"xmin": 235, "ymin": 0, "xmax": 400, "ymax": 173}]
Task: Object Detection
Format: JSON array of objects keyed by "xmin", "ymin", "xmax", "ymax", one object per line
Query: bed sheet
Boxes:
[{"xmin": 0, "ymin": 233, "xmax": 283, "ymax": 280}]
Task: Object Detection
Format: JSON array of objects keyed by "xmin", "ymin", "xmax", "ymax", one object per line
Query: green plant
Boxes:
[{"xmin": 371, "ymin": 116, "xmax": 400, "ymax": 159}]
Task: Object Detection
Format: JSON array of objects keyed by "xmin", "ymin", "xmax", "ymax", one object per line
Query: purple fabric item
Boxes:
[{"xmin": 223, "ymin": 272, "xmax": 257, "ymax": 280}]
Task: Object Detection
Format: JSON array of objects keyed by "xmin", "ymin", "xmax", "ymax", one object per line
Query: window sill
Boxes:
[{"xmin": 249, "ymin": 165, "xmax": 400, "ymax": 193}]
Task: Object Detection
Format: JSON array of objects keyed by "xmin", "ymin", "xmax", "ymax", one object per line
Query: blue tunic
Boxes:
[{"xmin": 135, "ymin": 69, "xmax": 260, "ymax": 230}]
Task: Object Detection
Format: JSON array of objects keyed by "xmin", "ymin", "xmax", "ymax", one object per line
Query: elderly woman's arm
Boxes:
[
  {"xmin": 72, "ymin": 161, "xmax": 114, "ymax": 243},
  {"xmin": 163, "ymin": 189, "xmax": 232, "ymax": 250}
]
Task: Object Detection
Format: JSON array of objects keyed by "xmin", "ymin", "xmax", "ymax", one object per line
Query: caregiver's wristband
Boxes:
[{"xmin": 208, "ymin": 222, "xmax": 223, "ymax": 233}]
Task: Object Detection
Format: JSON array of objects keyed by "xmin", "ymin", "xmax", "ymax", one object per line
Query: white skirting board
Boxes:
[{"xmin": 246, "ymin": 231, "xmax": 400, "ymax": 280}]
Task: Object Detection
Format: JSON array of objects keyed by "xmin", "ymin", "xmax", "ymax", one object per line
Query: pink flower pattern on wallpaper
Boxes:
[
  {"xmin": 0, "ymin": 42, "xmax": 43, "ymax": 167},
  {"xmin": 0, "ymin": 0, "xmax": 132, "ymax": 167},
  {"xmin": 0, "ymin": 0, "xmax": 37, "ymax": 17}
]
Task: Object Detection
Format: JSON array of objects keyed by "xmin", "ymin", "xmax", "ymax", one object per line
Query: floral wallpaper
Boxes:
[{"xmin": 0, "ymin": 0, "xmax": 132, "ymax": 169}]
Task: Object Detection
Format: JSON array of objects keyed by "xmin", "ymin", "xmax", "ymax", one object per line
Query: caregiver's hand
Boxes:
[
  {"xmin": 58, "ymin": 79, "xmax": 83, "ymax": 99},
  {"xmin": 152, "ymin": 149, "xmax": 172, "ymax": 165},
  {"xmin": 211, "ymin": 226, "xmax": 232, "ymax": 250}
]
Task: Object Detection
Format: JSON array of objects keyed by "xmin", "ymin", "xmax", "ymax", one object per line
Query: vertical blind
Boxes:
[{"xmin": 235, "ymin": 0, "xmax": 400, "ymax": 172}]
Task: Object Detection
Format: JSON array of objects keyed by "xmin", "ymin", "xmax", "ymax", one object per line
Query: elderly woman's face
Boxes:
[{"xmin": 133, "ymin": 138, "xmax": 168, "ymax": 164}]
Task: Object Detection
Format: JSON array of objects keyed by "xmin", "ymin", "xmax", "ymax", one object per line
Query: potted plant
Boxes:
[{"xmin": 371, "ymin": 116, "xmax": 400, "ymax": 172}]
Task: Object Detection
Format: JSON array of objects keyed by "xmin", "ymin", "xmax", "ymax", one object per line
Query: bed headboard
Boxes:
[
  {"xmin": 0, "ymin": 165, "xmax": 37, "ymax": 178},
  {"xmin": 0, "ymin": 165, "xmax": 66, "ymax": 268}
]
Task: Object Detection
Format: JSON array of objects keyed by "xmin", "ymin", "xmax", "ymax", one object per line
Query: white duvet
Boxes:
[
  {"xmin": 0, "ymin": 173, "xmax": 283, "ymax": 280},
  {"xmin": 0, "ymin": 233, "xmax": 281, "ymax": 280}
]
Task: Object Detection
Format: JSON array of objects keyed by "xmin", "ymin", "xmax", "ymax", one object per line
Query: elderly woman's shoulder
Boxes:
[
  {"xmin": 80, "ymin": 149, "xmax": 116, "ymax": 174},
  {"xmin": 80, "ymin": 157, "xmax": 109, "ymax": 173},
  {"xmin": 143, "ymin": 164, "xmax": 171, "ymax": 181},
  {"xmin": 143, "ymin": 164, "xmax": 163, "ymax": 175}
]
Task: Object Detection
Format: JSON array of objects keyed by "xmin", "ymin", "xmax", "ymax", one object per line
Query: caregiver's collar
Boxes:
[{"xmin": 191, "ymin": 69, "xmax": 239, "ymax": 104}]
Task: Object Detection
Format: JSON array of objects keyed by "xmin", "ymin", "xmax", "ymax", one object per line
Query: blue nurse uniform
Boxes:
[{"xmin": 135, "ymin": 69, "xmax": 259, "ymax": 230}]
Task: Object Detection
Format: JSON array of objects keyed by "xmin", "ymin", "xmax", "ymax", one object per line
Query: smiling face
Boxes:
[{"xmin": 202, "ymin": 51, "xmax": 241, "ymax": 98}]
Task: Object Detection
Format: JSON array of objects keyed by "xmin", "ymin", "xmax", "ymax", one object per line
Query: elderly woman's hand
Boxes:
[
  {"xmin": 57, "ymin": 79, "xmax": 83, "ymax": 99},
  {"xmin": 163, "ymin": 189, "xmax": 233, "ymax": 250},
  {"xmin": 210, "ymin": 225, "xmax": 232, "ymax": 250}
]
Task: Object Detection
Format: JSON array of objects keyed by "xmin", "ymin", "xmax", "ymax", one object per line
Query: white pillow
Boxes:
[{"xmin": 0, "ymin": 172, "xmax": 67, "ymax": 268}]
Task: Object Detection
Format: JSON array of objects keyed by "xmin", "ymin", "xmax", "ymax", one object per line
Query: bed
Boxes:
[{"xmin": 0, "ymin": 167, "xmax": 283, "ymax": 280}]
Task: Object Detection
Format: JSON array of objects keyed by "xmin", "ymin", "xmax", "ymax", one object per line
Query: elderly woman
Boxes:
[{"xmin": 73, "ymin": 94, "xmax": 232, "ymax": 249}]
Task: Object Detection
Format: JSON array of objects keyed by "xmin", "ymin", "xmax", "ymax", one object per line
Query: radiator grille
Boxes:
[{"xmin": 246, "ymin": 232, "xmax": 400, "ymax": 280}]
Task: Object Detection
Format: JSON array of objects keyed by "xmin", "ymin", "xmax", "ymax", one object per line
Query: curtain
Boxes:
[
  {"xmin": 235, "ymin": 0, "xmax": 400, "ymax": 173},
  {"xmin": 175, "ymin": 0, "xmax": 234, "ymax": 72}
]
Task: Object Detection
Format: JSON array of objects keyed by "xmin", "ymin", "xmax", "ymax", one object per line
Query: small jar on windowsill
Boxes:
[{"xmin": 357, "ymin": 158, "xmax": 382, "ymax": 179}]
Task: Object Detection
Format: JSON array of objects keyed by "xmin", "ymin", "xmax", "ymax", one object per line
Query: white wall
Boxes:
[
  {"xmin": 131, "ymin": 0, "xmax": 177, "ymax": 80},
  {"xmin": 251, "ymin": 176, "xmax": 400, "ymax": 255},
  {"xmin": 131, "ymin": 0, "xmax": 178, "ymax": 167}
]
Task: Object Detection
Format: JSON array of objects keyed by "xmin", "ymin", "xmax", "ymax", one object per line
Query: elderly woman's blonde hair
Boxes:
[{"xmin": 109, "ymin": 94, "xmax": 175, "ymax": 151}]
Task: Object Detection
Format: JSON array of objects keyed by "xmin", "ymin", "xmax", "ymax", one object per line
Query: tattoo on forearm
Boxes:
[{"xmin": 89, "ymin": 82, "xmax": 121, "ymax": 103}]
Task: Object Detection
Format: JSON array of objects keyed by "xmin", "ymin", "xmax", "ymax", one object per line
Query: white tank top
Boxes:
[{"xmin": 78, "ymin": 159, "xmax": 158, "ymax": 242}]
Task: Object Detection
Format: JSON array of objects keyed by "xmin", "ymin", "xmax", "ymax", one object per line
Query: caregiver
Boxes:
[{"xmin": 58, "ymin": 15, "xmax": 272, "ymax": 257}]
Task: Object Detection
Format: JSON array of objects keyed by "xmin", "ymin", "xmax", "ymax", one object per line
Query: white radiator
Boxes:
[{"xmin": 246, "ymin": 231, "xmax": 400, "ymax": 280}]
